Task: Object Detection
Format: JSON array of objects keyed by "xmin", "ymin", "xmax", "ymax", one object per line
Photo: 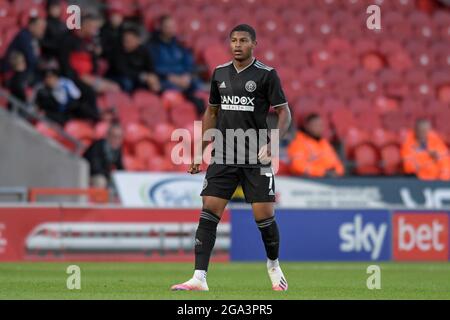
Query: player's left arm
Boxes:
[
  {"xmin": 258, "ymin": 104, "xmax": 291, "ymax": 162},
  {"xmin": 259, "ymin": 70, "xmax": 292, "ymax": 162},
  {"xmin": 273, "ymin": 104, "xmax": 292, "ymax": 140},
  {"xmin": 268, "ymin": 69, "xmax": 291, "ymax": 139}
]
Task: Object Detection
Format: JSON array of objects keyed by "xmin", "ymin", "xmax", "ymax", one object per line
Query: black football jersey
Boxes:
[{"xmin": 208, "ymin": 58, "xmax": 287, "ymax": 167}]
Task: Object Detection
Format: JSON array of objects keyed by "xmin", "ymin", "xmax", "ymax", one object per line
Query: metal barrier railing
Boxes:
[
  {"xmin": 28, "ymin": 188, "xmax": 109, "ymax": 204},
  {"xmin": 0, "ymin": 187, "xmax": 28, "ymax": 202}
]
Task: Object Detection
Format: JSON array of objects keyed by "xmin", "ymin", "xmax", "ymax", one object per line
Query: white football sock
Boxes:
[
  {"xmin": 193, "ymin": 270, "xmax": 207, "ymax": 282},
  {"xmin": 267, "ymin": 258, "xmax": 280, "ymax": 269}
]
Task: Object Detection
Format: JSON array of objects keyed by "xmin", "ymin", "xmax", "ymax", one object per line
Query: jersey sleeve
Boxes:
[
  {"xmin": 267, "ymin": 69, "xmax": 287, "ymax": 108},
  {"xmin": 208, "ymin": 69, "xmax": 221, "ymax": 106}
]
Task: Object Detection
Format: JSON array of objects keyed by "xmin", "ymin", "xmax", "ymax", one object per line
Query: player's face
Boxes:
[{"xmin": 230, "ymin": 31, "xmax": 256, "ymax": 61}]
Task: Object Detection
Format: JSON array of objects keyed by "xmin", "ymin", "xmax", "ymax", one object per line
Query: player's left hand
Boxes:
[{"xmin": 258, "ymin": 143, "xmax": 272, "ymax": 164}]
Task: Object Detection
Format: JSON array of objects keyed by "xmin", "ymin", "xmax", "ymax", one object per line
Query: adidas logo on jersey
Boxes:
[{"xmin": 219, "ymin": 81, "xmax": 226, "ymax": 88}]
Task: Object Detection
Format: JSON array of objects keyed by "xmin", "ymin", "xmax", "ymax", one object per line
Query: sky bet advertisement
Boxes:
[
  {"xmin": 231, "ymin": 209, "xmax": 450, "ymax": 261},
  {"xmin": 231, "ymin": 210, "xmax": 392, "ymax": 261}
]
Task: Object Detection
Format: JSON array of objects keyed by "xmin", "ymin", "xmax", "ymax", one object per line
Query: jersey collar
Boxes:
[{"xmin": 233, "ymin": 57, "xmax": 256, "ymax": 74}]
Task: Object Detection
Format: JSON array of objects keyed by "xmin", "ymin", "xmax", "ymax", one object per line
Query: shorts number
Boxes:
[{"xmin": 265, "ymin": 172, "xmax": 273, "ymax": 190}]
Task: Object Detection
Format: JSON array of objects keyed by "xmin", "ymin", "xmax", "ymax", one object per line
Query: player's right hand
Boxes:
[{"xmin": 188, "ymin": 163, "xmax": 201, "ymax": 174}]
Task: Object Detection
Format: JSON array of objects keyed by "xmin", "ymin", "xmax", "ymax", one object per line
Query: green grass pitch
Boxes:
[{"xmin": 0, "ymin": 262, "xmax": 449, "ymax": 299}]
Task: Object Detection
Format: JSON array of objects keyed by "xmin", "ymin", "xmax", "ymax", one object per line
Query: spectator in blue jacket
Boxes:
[
  {"xmin": 148, "ymin": 15, "xmax": 205, "ymax": 114},
  {"xmin": 3, "ymin": 16, "xmax": 47, "ymax": 79}
]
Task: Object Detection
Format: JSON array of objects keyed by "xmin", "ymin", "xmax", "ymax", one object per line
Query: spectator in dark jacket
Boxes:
[
  {"xmin": 4, "ymin": 51, "xmax": 31, "ymax": 105},
  {"xmin": 3, "ymin": 51, "xmax": 34, "ymax": 119},
  {"xmin": 4, "ymin": 16, "xmax": 46, "ymax": 77},
  {"xmin": 100, "ymin": 3, "xmax": 126, "ymax": 62},
  {"xmin": 34, "ymin": 61, "xmax": 99, "ymax": 125},
  {"xmin": 148, "ymin": 15, "xmax": 205, "ymax": 114},
  {"xmin": 108, "ymin": 26, "xmax": 160, "ymax": 93},
  {"xmin": 83, "ymin": 122, "xmax": 124, "ymax": 188},
  {"xmin": 41, "ymin": 0, "xmax": 67, "ymax": 59},
  {"xmin": 59, "ymin": 12, "xmax": 119, "ymax": 93}
]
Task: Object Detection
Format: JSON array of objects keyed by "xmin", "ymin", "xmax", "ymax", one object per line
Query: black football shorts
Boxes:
[{"xmin": 200, "ymin": 163, "xmax": 275, "ymax": 203}]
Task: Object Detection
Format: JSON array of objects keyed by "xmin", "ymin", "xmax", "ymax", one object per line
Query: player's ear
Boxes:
[{"xmin": 252, "ymin": 39, "xmax": 257, "ymax": 48}]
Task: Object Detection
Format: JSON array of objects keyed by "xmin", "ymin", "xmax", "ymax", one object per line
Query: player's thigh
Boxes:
[
  {"xmin": 240, "ymin": 167, "xmax": 276, "ymax": 204},
  {"xmin": 202, "ymin": 196, "xmax": 229, "ymax": 219},
  {"xmin": 200, "ymin": 164, "xmax": 241, "ymax": 202}
]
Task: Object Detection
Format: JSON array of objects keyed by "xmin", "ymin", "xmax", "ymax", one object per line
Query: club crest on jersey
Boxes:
[{"xmin": 245, "ymin": 80, "xmax": 257, "ymax": 92}]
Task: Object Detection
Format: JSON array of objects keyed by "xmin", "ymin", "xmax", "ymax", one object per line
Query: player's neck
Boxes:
[{"xmin": 233, "ymin": 56, "xmax": 255, "ymax": 71}]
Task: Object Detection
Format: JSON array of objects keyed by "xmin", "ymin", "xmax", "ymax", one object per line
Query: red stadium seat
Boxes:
[
  {"xmin": 123, "ymin": 155, "xmax": 146, "ymax": 171},
  {"xmin": 286, "ymin": 21, "xmax": 310, "ymax": 38},
  {"xmin": 371, "ymin": 128, "xmax": 399, "ymax": 149},
  {"xmin": 95, "ymin": 121, "xmax": 111, "ymax": 140},
  {"xmin": 152, "ymin": 122, "xmax": 176, "ymax": 147},
  {"xmin": 103, "ymin": 91, "xmax": 132, "ymax": 109},
  {"xmin": 139, "ymin": 103, "xmax": 169, "ymax": 128},
  {"xmin": 310, "ymin": 48, "xmax": 334, "ymax": 69},
  {"xmin": 148, "ymin": 155, "xmax": 173, "ymax": 171},
  {"xmin": 353, "ymin": 144, "xmax": 381, "ymax": 176},
  {"xmin": 348, "ymin": 97, "xmax": 372, "ymax": 113},
  {"xmin": 117, "ymin": 105, "xmax": 140, "ymax": 127},
  {"xmin": 386, "ymin": 51, "xmax": 413, "ymax": 72},
  {"xmin": 361, "ymin": 52, "xmax": 385, "ymax": 72},
  {"xmin": 381, "ymin": 144, "xmax": 402, "ymax": 175},
  {"xmin": 354, "ymin": 102, "xmax": 382, "ymax": 125},
  {"xmin": 135, "ymin": 140, "xmax": 160, "ymax": 162},
  {"xmin": 170, "ymin": 102, "xmax": 198, "ymax": 128},
  {"xmin": 132, "ymin": 90, "xmax": 161, "ymax": 109},
  {"xmin": 64, "ymin": 120, "xmax": 95, "ymax": 142},
  {"xmin": 437, "ymin": 85, "xmax": 450, "ymax": 104},
  {"xmin": 203, "ymin": 44, "xmax": 230, "ymax": 75},
  {"xmin": 343, "ymin": 127, "xmax": 370, "ymax": 156},
  {"xmin": 330, "ymin": 107, "xmax": 356, "ymax": 139},
  {"xmin": 125, "ymin": 123, "xmax": 152, "ymax": 145},
  {"xmin": 374, "ymin": 96, "xmax": 400, "ymax": 114},
  {"xmin": 161, "ymin": 90, "xmax": 186, "ymax": 110}
]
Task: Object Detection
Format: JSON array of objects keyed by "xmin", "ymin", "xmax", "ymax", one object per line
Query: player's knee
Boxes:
[
  {"xmin": 201, "ymin": 205, "xmax": 224, "ymax": 220},
  {"xmin": 197, "ymin": 208, "xmax": 221, "ymax": 233}
]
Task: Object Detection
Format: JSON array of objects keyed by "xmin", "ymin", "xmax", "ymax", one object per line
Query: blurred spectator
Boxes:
[
  {"xmin": 59, "ymin": 12, "xmax": 120, "ymax": 93},
  {"xmin": 3, "ymin": 16, "xmax": 47, "ymax": 78},
  {"xmin": 41, "ymin": 0, "xmax": 67, "ymax": 59},
  {"xmin": 100, "ymin": 2, "xmax": 126, "ymax": 62},
  {"xmin": 4, "ymin": 51, "xmax": 31, "ymax": 105},
  {"xmin": 401, "ymin": 119, "xmax": 450, "ymax": 180},
  {"xmin": 83, "ymin": 121, "xmax": 124, "ymax": 188},
  {"xmin": 148, "ymin": 15, "xmax": 205, "ymax": 114},
  {"xmin": 107, "ymin": 26, "xmax": 160, "ymax": 93},
  {"xmin": 34, "ymin": 60, "xmax": 99, "ymax": 125},
  {"xmin": 287, "ymin": 113, "xmax": 344, "ymax": 177}
]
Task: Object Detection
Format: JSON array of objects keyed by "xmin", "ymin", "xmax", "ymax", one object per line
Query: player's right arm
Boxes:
[
  {"xmin": 188, "ymin": 69, "xmax": 221, "ymax": 174},
  {"xmin": 188, "ymin": 105, "xmax": 219, "ymax": 174}
]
